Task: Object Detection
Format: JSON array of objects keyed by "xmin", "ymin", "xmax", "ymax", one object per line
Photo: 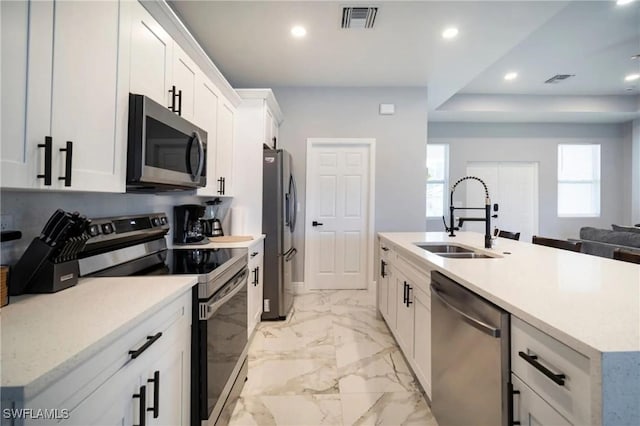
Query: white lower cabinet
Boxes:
[
  {"xmin": 248, "ymin": 239, "xmax": 265, "ymax": 337},
  {"xmin": 512, "ymin": 374, "xmax": 571, "ymax": 426},
  {"xmin": 377, "ymin": 237, "xmax": 432, "ymax": 399},
  {"xmin": 49, "ymin": 291, "xmax": 191, "ymax": 426}
]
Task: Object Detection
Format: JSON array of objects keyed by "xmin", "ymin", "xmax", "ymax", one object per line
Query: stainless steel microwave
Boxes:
[{"xmin": 127, "ymin": 93, "xmax": 207, "ymax": 191}]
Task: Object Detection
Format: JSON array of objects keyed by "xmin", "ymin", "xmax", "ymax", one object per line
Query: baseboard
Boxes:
[{"xmin": 292, "ymin": 281, "xmax": 306, "ymax": 294}]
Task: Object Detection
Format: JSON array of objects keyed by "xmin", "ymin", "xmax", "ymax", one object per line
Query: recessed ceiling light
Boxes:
[
  {"xmin": 616, "ymin": 0, "xmax": 635, "ymax": 5},
  {"xmin": 291, "ymin": 26, "xmax": 306, "ymax": 38},
  {"xmin": 504, "ymin": 72, "xmax": 518, "ymax": 81},
  {"xmin": 625, "ymin": 73, "xmax": 640, "ymax": 82},
  {"xmin": 442, "ymin": 27, "xmax": 459, "ymax": 39}
]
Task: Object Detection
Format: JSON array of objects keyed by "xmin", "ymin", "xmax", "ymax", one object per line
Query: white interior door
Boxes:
[
  {"xmin": 465, "ymin": 162, "xmax": 539, "ymax": 243},
  {"xmin": 305, "ymin": 139, "xmax": 374, "ymax": 290}
]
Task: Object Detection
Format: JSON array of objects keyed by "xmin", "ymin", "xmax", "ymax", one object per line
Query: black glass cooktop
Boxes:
[{"xmin": 164, "ymin": 248, "xmax": 246, "ymax": 275}]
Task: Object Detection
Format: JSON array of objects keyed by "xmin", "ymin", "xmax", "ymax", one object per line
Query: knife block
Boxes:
[{"xmin": 9, "ymin": 238, "xmax": 79, "ymax": 295}]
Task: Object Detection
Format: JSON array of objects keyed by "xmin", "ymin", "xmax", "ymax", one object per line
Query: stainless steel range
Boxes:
[{"xmin": 78, "ymin": 213, "xmax": 249, "ymax": 426}]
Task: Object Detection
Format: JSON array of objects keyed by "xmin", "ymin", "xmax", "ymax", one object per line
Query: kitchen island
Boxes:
[{"xmin": 378, "ymin": 231, "xmax": 639, "ymax": 426}]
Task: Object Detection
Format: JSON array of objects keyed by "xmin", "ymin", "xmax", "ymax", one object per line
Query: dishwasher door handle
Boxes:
[{"xmin": 431, "ymin": 285, "xmax": 501, "ymax": 338}]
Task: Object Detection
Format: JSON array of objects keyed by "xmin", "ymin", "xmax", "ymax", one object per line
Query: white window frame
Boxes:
[
  {"xmin": 426, "ymin": 144, "xmax": 449, "ymax": 218},
  {"xmin": 557, "ymin": 144, "xmax": 601, "ymax": 218}
]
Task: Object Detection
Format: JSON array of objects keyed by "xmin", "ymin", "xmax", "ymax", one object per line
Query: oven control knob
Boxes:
[
  {"xmin": 160, "ymin": 217, "xmax": 167, "ymax": 225},
  {"xmin": 101, "ymin": 223, "xmax": 114, "ymax": 235},
  {"xmin": 89, "ymin": 224, "xmax": 100, "ymax": 237},
  {"xmin": 152, "ymin": 217, "xmax": 160, "ymax": 226}
]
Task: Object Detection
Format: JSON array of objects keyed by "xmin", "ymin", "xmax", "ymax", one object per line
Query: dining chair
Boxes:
[
  {"xmin": 532, "ymin": 236, "xmax": 582, "ymax": 252},
  {"xmin": 613, "ymin": 248, "xmax": 640, "ymax": 264},
  {"xmin": 497, "ymin": 230, "xmax": 520, "ymax": 241}
]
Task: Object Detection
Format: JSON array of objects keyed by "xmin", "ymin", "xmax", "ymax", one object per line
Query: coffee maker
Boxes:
[
  {"xmin": 173, "ymin": 204, "xmax": 206, "ymax": 245},
  {"xmin": 200, "ymin": 198, "xmax": 226, "ymax": 237}
]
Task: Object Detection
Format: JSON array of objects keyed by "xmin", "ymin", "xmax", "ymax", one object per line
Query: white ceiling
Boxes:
[{"xmin": 168, "ymin": 0, "xmax": 640, "ymax": 122}]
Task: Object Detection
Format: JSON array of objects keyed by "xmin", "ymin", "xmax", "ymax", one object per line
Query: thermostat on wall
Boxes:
[{"xmin": 379, "ymin": 103, "xmax": 395, "ymax": 115}]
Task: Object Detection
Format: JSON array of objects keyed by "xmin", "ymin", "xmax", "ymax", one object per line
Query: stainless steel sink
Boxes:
[
  {"xmin": 437, "ymin": 252, "xmax": 494, "ymax": 259},
  {"xmin": 415, "ymin": 244, "xmax": 473, "ymax": 254}
]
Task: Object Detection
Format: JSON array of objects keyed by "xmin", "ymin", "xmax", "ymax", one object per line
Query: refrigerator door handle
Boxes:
[
  {"xmin": 289, "ymin": 175, "xmax": 297, "ymax": 232},
  {"xmin": 285, "ymin": 247, "xmax": 297, "ymax": 262}
]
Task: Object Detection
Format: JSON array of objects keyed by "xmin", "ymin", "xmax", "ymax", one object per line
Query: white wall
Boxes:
[
  {"xmin": 427, "ymin": 122, "xmax": 631, "ymax": 240},
  {"xmin": 632, "ymin": 119, "xmax": 640, "ymax": 225},
  {"xmin": 273, "ymin": 87, "xmax": 429, "ymax": 282},
  {"xmin": 0, "ymin": 190, "xmax": 222, "ymax": 265}
]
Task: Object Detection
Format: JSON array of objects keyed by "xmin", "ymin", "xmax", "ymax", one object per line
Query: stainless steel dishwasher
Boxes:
[{"xmin": 431, "ymin": 271, "xmax": 510, "ymax": 426}]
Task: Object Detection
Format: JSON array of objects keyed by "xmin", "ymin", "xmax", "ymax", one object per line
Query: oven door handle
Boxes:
[{"xmin": 200, "ymin": 269, "xmax": 248, "ymax": 320}]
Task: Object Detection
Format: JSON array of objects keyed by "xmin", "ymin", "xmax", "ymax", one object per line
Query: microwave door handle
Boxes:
[
  {"xmin": 194, "ymin": 131, "xmax": 205, "ymax": 181},
  {"xmin": 185, "ymin": 134, "xmax": 195, "ymax": 177}
]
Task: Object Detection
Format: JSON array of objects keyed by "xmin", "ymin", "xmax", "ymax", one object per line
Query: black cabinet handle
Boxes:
[
  {"xmin": 58, "ymin": 141, "xmax": 72, "ymax": 187},
  {"xmin": 177, "ymin": 89, "xmax": 182, "ymax": 116},
  {"xmin": 168, "ymin": 85, "xmax": 176, "ymax": 112},
  {"xmin": 272, "ymin": 136, "xmax": 277, "ymax": 148},
  {"xmin": 256, "ymin": 266, "xmax": 259, "ymax": 285},
  {"xmin": 217, "ymin": 177, "xmax": 224, "ymax": 194},
  {"xmin": 133, "ymin": 385, "xmax": 146, "ymax": 426},
  {"xmin": 403, "ymin": 281, "xmax": 408, "ymax": 304},
  {"xmin": 508, "ymin": 382, "xmax": 521, "ymax": 426},
  {"xmin": 518, "ymin": 351, "xmax": 566, "ymax": 386},
  {"xmin": 252, "ymin": 267, "xmax": 258, "ymax": 286},
  {"xmin": 380, "ymin": 260, "xmax": 387, "ymax": 278},
  {"xmin": 37, "ymin": 136, "xmax": 53, "ymax": 185},
  {"xmin": 129, "ymin": 332, "xmax": 163, "ymax": 359},
  {"xmin": 312, "ymin": 221, "xmax": 323, "ymax": 227},
  {"xmin": 147, "ymin": 370, "xmax": 160, "ymax": 418},
  {"xmin": 381, "ymin": 246, "xmax": 389, "ymax": 252},
  {"xmin": 222, "ymin": 177, "xmax": 226, "ymax": 194},
  {"xmin": 406, "ymin": 285, "xmax": 413, "ymax": 307},
  {"xmin": 250, "ymin": 251, "xmax": 258, "ymax": 258}
]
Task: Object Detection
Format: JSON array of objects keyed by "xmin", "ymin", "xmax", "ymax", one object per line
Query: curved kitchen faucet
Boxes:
[{"xmin": 443, "ymin": 176, "xmax": 494, "ymax": 249}]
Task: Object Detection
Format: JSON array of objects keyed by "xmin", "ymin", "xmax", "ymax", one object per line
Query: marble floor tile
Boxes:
[
  {"xmin": 241, "ymin": 357, "xmax": 339, "ymax": 396},
  {"xmin": 329, "ymin": 289, "xmax": 377, "ymax": 309},
  {"xmin": 340, "ymin": 392, "xmax": 437, "ymax": 426},
  {"xmin": 293, "ymin": 291, "xmax": 334, "ymax": 312},
  {"xmin": 229, "ymin": 394, "xmax": 343, "ymax": 426},
  {"xmin": 338, "ymin": 347, "xmax": 418, "ymax": 394}
]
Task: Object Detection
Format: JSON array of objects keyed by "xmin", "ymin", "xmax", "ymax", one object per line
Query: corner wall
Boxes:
[
  {"xmin": 427, "ymin": 122, "xmax": 631, "ymax": 239},
  {"xmin": 273, "ymin": 87, "xmax": 429, "ymax": 282}
]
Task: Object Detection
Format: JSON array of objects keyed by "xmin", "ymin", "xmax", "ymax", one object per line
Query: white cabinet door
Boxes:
[
  {"xmin": 386, "ymin": 266, "xmax": 398, "ymax": 330},
  {"xmin": 248, "ymin": 240, "xmax": 264, "ymax": 337},
  {"xmin": 215, "ymin": 99, "xmax": 235, "ymax": 196},
  {"xmin": 128, "ymin": 1, "xmax": 173, "ymax": 107},
  {"xmin": 0, "ymin": 0, "xmax": 50, "ymax": 190},
  {"xmin": 413, "ymin": 287, "xmax": 431, "ymax": 398},
  {"xmin": 60, "ymin": 368, "xmax": 140, "ymax": 426},
  {"xmin": 195, "ymin": 76, "xmax": 220, "ymax": 197},
  {"xmin": 145, "ymin": 339, "xmax": 189, "ymax": 426},
  {"xmin": 49, "ymin": 0, "xmax": 125, "ymax": 192},
  {"xmin": 172, "ymin": 45, "xmax": 198, "ymax": 122},
  {"xmin": 395, "ymin": 271, "xmax": 415, "ymax": 356},
  {"xmin": 512, "ymin": 375, "xmax": 572, "ymax": 426}
]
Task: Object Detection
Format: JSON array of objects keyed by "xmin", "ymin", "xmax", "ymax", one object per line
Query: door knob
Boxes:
[{"xmin": 312, "ymin": 221, "xmax": 323, "ymax": 227}]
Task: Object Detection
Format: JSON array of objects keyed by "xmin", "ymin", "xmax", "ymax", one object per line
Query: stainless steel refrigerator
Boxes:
[{"xmin": 262, "ymin": 149, "xmax": 297, "ymax": 320}]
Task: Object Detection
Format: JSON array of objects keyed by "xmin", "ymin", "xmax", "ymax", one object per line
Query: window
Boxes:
[
  {"xmin": 557, "ymin": 144, "xmax": 600, "ymax": 217},
  {"xmin": 426, "ymin": 144, "xmax": 449, "ymax": 218}
]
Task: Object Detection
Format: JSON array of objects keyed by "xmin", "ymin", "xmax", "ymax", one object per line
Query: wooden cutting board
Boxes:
[{"xmin": 208, "ymin": 236, "xmax": 254, "ymax": 243}]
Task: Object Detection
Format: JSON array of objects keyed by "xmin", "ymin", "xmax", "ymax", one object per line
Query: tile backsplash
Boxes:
[{"xmin": 0, "ymin": 190, "xmax": 231, "ymax": 265}]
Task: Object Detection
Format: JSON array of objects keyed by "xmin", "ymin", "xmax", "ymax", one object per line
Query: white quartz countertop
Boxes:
[
  {"xmin": 172, "ymin": 234, "xmax": 265, "ymax": 249},
  {"xmin": 0, "ymin": 275, "xmax": 197, "ymax": 397},
  {"xmin": 379, "ymin": 232, "xmax": 640, "ymax": 356}
]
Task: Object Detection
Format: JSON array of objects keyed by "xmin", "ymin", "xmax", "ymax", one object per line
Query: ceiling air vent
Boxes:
[
  {"xmin": 544, "ymin": 74, "xmax": 575, "ymax": 84},
  {"xmin": 341, "ymin": 7, "xmax": 378, "ymax": 29}
]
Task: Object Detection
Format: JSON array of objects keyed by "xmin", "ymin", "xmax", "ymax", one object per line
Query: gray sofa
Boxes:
[{"xmin": 579, "ymin": 227, "xmax": 640, "ymax": 258}]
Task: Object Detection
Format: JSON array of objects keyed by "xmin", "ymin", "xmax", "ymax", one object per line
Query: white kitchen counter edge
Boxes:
[{"xmin": 1, "ymin": 275, "xmax": 197, "ymax": 400}]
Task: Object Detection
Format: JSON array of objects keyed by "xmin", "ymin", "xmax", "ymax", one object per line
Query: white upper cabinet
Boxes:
[
  {"xmin": 1, "ymin": 0, "xmax": 126, "ymax": 192},
  {"xmin": 215, "ymin": 98, "xmax": 235, "ymax": 196},
  {"xmin": 195, "ymin": 76, "xmax": 220, "ymax": 197},
  {"xmin": 172, "ymin": 45, "xmax": 198, "ymax": 122},
  {"xmin": 50, "ymin": 0, "xmax": 125, "ymax": 192},
  {"xmin": 128, "ymin": 2, "xmax": 173, "ymax": 107}
]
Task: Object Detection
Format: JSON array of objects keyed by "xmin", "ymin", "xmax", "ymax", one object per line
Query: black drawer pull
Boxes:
[
  {"xmin": 250, "ymin": 251, "xmax": 258, "ymax": 258},
  {"xmin": 37, "ymin": 136, "xmax": 52, "ymax": 185},
  {"xmin": 129, "ymin": 332, "xmax": 163, "ymax": 359},
  {"xmin": 147, "ymin": 370, "xmax": 160, "ymax": 418},
  {"xmin": 518, "ymin": 351, "xmax": 566, "ymax": 386},
  {"xmin": 381, "ymin": 246, "xmax": 390, "ymax": 252},
  {"xmin": 58, "ymin": 141, "xmax": 72, "ymax": 187},
  {"xmin": 133, "ymin": 385, "xmax": 146, "ymax": 426},
  {"xmin": 380, "ymin": 260, "xmax": 387, "ymax": 278}
]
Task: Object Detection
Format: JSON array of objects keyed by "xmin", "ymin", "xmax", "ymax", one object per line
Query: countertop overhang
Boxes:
[{"xmin": 379, "ymin": 232, "xmax": 640, "ymax": 357}]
